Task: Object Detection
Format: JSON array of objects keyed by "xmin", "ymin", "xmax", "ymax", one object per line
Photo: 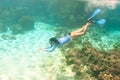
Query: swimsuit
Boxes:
[
  {"xmin": 58, "ymin": 33, "xmax": 72, "ymax": 45},
  {"xmin": 45, "ymin": 33, "xmax": 72, "ymax": 52}
]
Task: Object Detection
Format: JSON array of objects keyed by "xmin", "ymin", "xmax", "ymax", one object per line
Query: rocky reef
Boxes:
[
  {"xmin": 10, "ymin": 16, "xmax": 34, "ymax": 34},
  {"xmin": 0, "ymin": 23, "xmax": 7, "ymax": 33},
  {"xmin": 0, "ymin": 7, "xmax": 34, "ymax": 34},
  {"xmin": 0, "ymin": 0, "xmax": 120, "ymax": 34},
  {"xmin": 60, "ymin": 40, "xmax": 120, "ymax": 80}
]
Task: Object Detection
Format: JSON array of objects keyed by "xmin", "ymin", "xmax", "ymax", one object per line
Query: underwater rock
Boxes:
[
  {"xmin": 18, "ymin": 16, "xmax": 34, "ymax": 31},
  {"xmin": 1, "ymin": 34, "xmax": 16, "ymax": 40},
  {"xmin": 113, "ymin": 42, "xmax": 120, "ymax": 50},
  {"xmin": 109, "ymin": 63, "xmax": 120, "ymax": 75},
  {"xmin": 60, "ymin": 40, "xmax": 120, "ymax": 80},
  {"xmin": 0, "ymin": 7, "xmax": 29, "ymax": 25},
  {"xmin": 10, "ymin": 16, "xmax": 34, "ymax": 34},
  {"xmin": 0, "ymin": 8, "xmax": 16, "ymax": 25},
  {"xmin": 10, "ymin": 24, "xmax": 23, "ymax": 34},
  {"xmin": 113, "ymin": 76, "xmax": 120, "ymax": 80},
  {"xmin": 0, "ymin": 23, "xmax": 7, "ymax": 33}
]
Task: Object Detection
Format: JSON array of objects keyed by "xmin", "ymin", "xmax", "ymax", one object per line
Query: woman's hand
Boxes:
[{"xmin": 40, "ymin": 48, "xmax": 45, "ymax": 51}]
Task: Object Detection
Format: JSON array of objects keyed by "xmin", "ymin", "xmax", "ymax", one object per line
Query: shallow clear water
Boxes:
[{"xmin": 0, "ymin": 0, "xmax": 120, "ymax": 80}]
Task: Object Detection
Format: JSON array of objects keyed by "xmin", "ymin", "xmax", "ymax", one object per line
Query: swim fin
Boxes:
[
  {"xmin": 96, "ymin": 19, "xmax": 106, "ymax": 24},
  {"xmin": 88, "ymin": 9, "xmax": 101, "ymax": 21}
]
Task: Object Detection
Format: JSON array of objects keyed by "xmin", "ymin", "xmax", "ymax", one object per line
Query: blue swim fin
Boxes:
[
  {"xmin": 96, "ymin": 19, "xmax": 106, "ymax": 24},
  {"xmin": 88, "ymin": 9, "xmax": 101, "ymax": 21}
]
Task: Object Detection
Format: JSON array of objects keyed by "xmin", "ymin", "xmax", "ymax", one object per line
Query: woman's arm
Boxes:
[{"xmin": 40, "ymin": 44, "xmax": 58, "ymax": 52}]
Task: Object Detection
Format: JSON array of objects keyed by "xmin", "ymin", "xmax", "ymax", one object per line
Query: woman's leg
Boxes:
[{"xmin": 70, "ymin": 22, "xmax": 91, "ymax": 38}]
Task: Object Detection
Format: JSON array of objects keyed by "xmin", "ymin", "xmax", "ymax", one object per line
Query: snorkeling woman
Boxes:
[{"xmin": 40, "ymin": 9, "xmax": 106, "ymax": 52}]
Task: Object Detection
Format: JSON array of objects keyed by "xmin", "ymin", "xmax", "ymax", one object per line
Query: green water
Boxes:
[{"xmin": 0, "ymin": 0, "xmax": 120, "ymax": 80}]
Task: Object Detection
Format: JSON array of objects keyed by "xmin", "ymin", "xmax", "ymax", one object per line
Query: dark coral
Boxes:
[{"xmin": 61, "ymin": 41, "xmax": 120, "ymax": 80}]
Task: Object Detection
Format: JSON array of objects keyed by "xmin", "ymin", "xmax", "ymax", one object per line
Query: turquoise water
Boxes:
[
  {"xmin": 0, "ymin": 0, "xmax": 120, "ymax": 80},
  {"xmin": 0, "ymin": 22, "xmax": 66, "ymax": 79}
]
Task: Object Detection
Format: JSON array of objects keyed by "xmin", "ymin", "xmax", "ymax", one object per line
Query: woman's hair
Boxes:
[{"xmin": 49, "ymin": 37, "xmax": 59, "ymax": 45}]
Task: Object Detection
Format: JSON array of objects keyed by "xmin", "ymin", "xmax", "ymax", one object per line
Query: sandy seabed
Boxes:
[
  {"xmin": 0, "ymin": 22, "xmax": 69, "ymax": 80},
  {"xmin": 0, "ymin": 22, "xmax": 120, "ymax": 80}
]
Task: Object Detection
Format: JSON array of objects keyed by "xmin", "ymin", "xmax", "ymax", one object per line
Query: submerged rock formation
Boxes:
[
  {"xmin": 61, "ymin": 40, "xmax": 120, "ymax": 80},
  {"xmin": 10, "ymin": 16, "xmax": 34, "ymax": 34},
  {"xmin": 0, "ymin": 23, "xmax": 7, "ymax": 33}
]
